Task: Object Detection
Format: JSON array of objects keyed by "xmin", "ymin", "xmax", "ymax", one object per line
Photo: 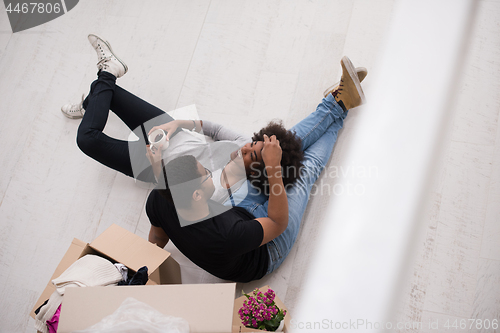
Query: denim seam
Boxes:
[
  {"xmin": 249, "ymin": 203, "xmax": 260, "ymax": 214},
  {"xmin": 271, "ymin": 239, "xmax": 282, "ymax": 259},
  {"xmin": 266, "ymin": 244, "xmax": 274, "ymax": 275},
  {"xmin": 299, "ymin": 111, "xmax": 334, "ymax": 143}
]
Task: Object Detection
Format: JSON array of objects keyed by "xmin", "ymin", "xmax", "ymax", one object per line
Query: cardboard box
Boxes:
[
  {"xmin": 232, "ymin": 285, "xmax": 292, "ymax": 333},
  {"xmin": 58, "ymin": 283, "xmax": 236, "ymax": 333},
  {"xmin": 30, "ymin": 224, "xmax": 181, "ymax": 319}
]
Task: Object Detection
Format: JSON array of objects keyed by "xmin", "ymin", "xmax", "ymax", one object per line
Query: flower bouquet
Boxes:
[{"xmin": 238, "ymin": 288, "xmax": 287, "ymax": 331}]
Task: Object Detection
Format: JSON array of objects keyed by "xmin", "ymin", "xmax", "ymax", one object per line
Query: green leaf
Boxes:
[{"xmin": 261, "ymin": 316, "xmax": 283, "ymax": 331}]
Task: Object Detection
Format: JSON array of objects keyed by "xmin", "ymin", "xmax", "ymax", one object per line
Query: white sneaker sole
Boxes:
[
  {"xmin": 60, "ymin": 108, "xmax": 83, "ymax": 119},
  {"xmin": 88, "ymin": 34, "xmax": 128, "ymax": 75},
  {"xmin": 61, "ymin": 94, "xmax": 85, "ymax": 119},
  {"xmin": 341, "ymin": 56, "xmax": 366, "ymax": 104}
]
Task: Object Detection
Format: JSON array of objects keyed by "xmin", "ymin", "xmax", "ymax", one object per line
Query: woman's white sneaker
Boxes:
[
  {"xmin": 88, "ymin": 34, "xmax": 128, "ymax": 78},
  {"xmin": 61, "ymin": 94, "xmax": 85, "ymax": 119}
]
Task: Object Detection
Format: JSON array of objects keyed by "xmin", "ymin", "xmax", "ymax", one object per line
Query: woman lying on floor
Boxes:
[
  {"xmin": 65, "ymin": 35, "xmax": 304, "ymax": 212},
  {"xmin": 64, "ymin": 34, "xmax": 366, "ymax": 281}
]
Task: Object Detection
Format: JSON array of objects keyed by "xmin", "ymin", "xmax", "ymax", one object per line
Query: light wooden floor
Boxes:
[{"xmin": 0, "ymin": 1, "xmax": 498, "ymax": 332}]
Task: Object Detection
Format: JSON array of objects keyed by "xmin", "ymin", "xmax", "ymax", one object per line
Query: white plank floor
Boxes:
[{"xmin": 0, "ymin": 1, "xmax": 498, "ymax": 332}]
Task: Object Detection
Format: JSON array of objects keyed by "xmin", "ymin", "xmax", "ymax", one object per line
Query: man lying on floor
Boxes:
[
  {"xmin": 147, "ymin": 55, "xmax": 366, "ymax": 282},
  {"xmin": 65, "ymin": 34, "xmax": 366, "ymax": 282}
]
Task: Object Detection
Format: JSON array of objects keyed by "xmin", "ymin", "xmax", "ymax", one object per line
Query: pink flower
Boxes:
[
  {"xmin": 265, "ymin": 289, "xmax": 276, "ymax": 302},
  {"xmin": 239, "ymin": 288, "xmax": 286, "ymax": 329}
]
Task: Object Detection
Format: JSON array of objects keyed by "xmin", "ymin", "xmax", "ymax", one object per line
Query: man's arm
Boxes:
[
  {"xmin": 148, "ymin": 225, "xmax": 170, "ymax": 248},
  {"xmin": 255, "ymin": 134, "xmax": 288, "ymax": 246}
]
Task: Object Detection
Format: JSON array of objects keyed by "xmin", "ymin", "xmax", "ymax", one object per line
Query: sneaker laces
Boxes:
[
  {"xmin": 331, "ymin": 79, "xmax": 344, "ymax": 98},
  {"xmin": 69, "ymin": 103, "xmax": 82, "ymax": 112},
  {"xmin": 67, "ymin": 95, "xmax": 84, "ymax": 114},
  {"xmin": 97, "ymin": 56, "xmax": 113, "ymax": 69}
]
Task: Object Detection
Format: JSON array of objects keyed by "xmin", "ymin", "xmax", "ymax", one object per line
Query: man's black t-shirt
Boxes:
[{"xmin": 146, "ymin": 190, "xmax": 269, "ymax": 282}]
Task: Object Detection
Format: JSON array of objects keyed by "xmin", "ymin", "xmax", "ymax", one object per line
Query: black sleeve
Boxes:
[
  {"xmin": 225, "ymin": 219, "xmax": 264, "ymax": 255},
  {"xmin": 146, "ymin": 190, "xmax": 180, "ymax": 229}
]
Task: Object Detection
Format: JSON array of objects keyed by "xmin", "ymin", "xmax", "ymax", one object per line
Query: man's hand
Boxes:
[{"xmin": 261, "ymin": 134, "xmax": 282, "ymax": 167}]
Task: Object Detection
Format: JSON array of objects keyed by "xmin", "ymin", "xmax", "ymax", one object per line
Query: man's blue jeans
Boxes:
[{"xmin": 233, "ymin": 94, "xmax": 348, "ymax": 274}]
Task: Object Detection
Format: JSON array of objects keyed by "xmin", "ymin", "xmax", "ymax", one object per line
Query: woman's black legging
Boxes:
[{"xmin": 76, "ymin": 71, "xmax": 180, "ymax": 182}]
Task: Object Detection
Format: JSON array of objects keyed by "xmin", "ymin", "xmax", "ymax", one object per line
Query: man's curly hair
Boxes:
[{"xmin": 250, "ymin": 120, "xmax": 304, "ymax": 194}]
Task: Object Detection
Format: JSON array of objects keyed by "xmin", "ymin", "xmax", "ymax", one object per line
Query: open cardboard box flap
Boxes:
[
  {"xmin": 90, "ymin": 223, "xmax": 169, "ymax": 273},
  {"xmin": 30, "ymin": 224, "xmax": 181, "ymax": 319},
  {"xmin": 57, "ymin": 283, "xmax": 236, "ymax": 333}
]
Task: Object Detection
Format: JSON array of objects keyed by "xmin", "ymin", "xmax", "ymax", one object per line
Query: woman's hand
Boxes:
[
  {"xmin": 148, "ymin": 120, "xmax": 179, "ymax": 141},
  {"xmin": 146, "ymin": 144, "xmax": 164, "ymax": 177},
  {"xmin": 261, "ymin": 134, "xmax": 282, "ymax": 167}
]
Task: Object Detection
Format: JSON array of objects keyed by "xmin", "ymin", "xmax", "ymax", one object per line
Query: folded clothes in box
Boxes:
[{"xmin": 30, "ymin": 224, "xmax": 181, "ymax": 323}]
